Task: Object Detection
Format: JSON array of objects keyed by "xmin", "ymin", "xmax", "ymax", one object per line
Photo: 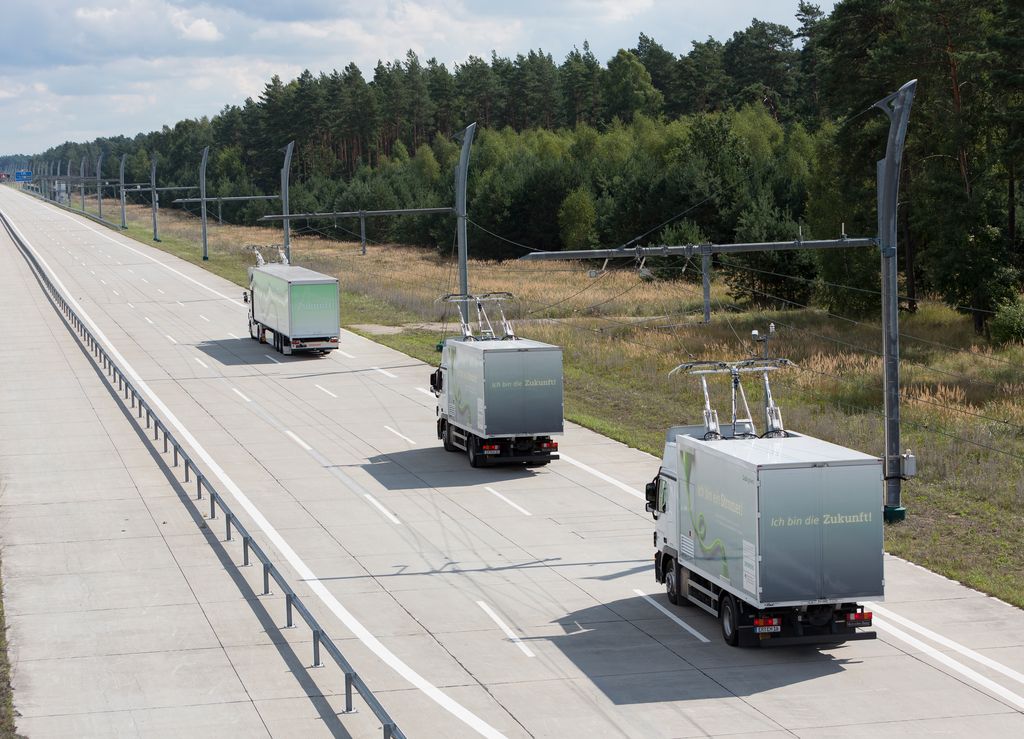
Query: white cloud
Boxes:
[
  {"xmin": 170, "ymin": 10, "xmax": 223, "ymax": 41},
  {"xmin": 74, "ymin": 7, "xmax": 119, "ymax": 22}
]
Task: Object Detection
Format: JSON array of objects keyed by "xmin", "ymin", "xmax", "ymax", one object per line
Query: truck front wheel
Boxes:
[
  {"xmin": 665, "ymin": 559, "xmax": 681, "ymax": 605},
  {"xmin": 442, "ymin": 423, "xmax": 457, "ymax": 452},
  {"xmin": 720, "ymin": 594, "xmax": 740, "ymax": 646}
]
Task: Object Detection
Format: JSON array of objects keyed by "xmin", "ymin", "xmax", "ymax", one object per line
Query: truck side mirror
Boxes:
[
  {"xmin": 645, "ymin": 479, "xmax": 658, "ymax": 516},
  {"xmin": 243, "ymin": 292, "xmax": 249, "ymax": 303},
  {"xmin": 429, "ymin": 368, "xmax": 443, "ymax": 393}
]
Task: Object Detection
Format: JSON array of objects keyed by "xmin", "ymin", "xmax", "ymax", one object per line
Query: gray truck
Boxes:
[
  {"xmin": 430, "ymin": 294, "xmax": 563, "ymax": 467},
  {"xmin": 247, "ymin": 263, "xmax": 340, "ymax": 355},
  {"xmin": 646, "ymin": 357, "xmax": 882, "ymax": 647}
]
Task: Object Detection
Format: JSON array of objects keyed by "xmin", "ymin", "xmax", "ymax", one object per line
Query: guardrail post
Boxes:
[
  {"xmin": 173, "ymin": 445, "xmax": 178, "ymax": 466},
  {"xmin": 344, "ymin": 672, "xmax": 354, "ymax": 713},
  {"xmin": 195, "ymin": 474, "xmax": 201, "ymax": 499},
  {"xmin": 153, "ymin": 419, "xmax": 159, "ymax": 441},
  {"xmin": 209, "ymin": 491, "xmax": 216, "ymax": 519},
  {"xmin": 383, "ymin": 723, "xmax": 394, "ymax": 739},
  {"xmin": 243, "ymin": 536, "xmax": 250, "ymax": 566},
  {"xmin": 163, "ymin": 429, "xmax": 168, "ymax": 453},
  {"xmin": 285, "ymin": 593, "xmax": 294, "ymax": 628},
  {"xmin": 225, "ymin": 515, "xmax": 232, "ymax": 541},
  {"xmin": 313, "ymin": 629, "xmax": 322, "ymax": 667},
  {"xmin": 184, "ymin": 459, "xmax": 190, "ymax": 482},
  {"xmin": 263, "ymin": 563, "xmax": 270, "ymax": 595}
]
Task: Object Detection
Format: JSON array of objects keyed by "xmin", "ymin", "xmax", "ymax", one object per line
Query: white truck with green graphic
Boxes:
[
  {"xmin": 247, "ymin": 264, "xmax": 340, "ymax": 355},
  {"xmin": 646, "ymin": 357, "xmax": 883, "ymax": 647},
  {"xmin": 430, "ymin": 294, "xmax": 563, "ymax": 467}
]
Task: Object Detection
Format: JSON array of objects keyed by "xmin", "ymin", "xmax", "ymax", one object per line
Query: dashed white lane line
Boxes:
[
  {"xmin": 112, "ymin": 290, "xmax": 120, "ymax": 296},
  {"xmin": 228, "ymin": 332, "xmax": 239, "ymax": 339},
  {"xmin": 194, "ymin": 357, "xmax": 209, "ymax": 369},
  {"xmin": 90, "ymin": 270, "xmax": 95, "ymax": 275},
  {"xmin": 100, "ymin": 278, "xmax": 107, "ymax": 285},
  {"xmin": 284, "ymin": 429, "xmax": 312, "ymax": 451},
  {"xmin": 141, "ymin": 277, "xmax": 149, "ymax": 283},
  {"xmin": 176, "ymin": 300, "xmax": 184, "ymax": 307},
  {"xmin": 315, "ymin": 384, "xmax": 337, "ymax": 398},
  {"xmin": 231, "ymin": 387, "xmax": 252, "ymax": 402},
  {"xmin": 485, "ymin": 486, "xmax": 532, "ymax": 516},
  {"xmin": 872, "ymin": 617, "xmax": 1024, "ymax": 710},
  {"xmin": 166, "ymin": 334, "xmax": 178, "ymax": 344},
  {"xmin": 363, "ymin": 494, "xmax": 401, "ymax": 525},
  {"xmin": 372, "ymin": 366, "xmax": 398, "ymax": 378},
  {"xmin": 416, "ymin": 387, "xmax": 434, "ymax": 397},
  {"xmin": 867, "ymin": 602, "xmax": 1024, "ymax": 686},
  {"xmin": 144, "ymin": 316, "xmax": 154, "ymax": 324},
  {"xmin": 199, "ymin": 314, "xmax": 210, "ymax": 322},
  {"xmin": 385, "ymin": 425, "xmax": 416, "ymax": 445},
  {"xmin": 126, "ymin": 268, "xmax": 134, "ymax": 273},
  {"xmin": 476, "ymin": 601, "xmax": 534, "ymax": 657},
  {"xmin": 127, "ymin": 302, "xmax": 135, "ymax": 309},
  {"xmin": 632, "ymin": 589, "xmax": 710, "ymax": 642},
  {"xmin": 264, "ymin": 354, "xmax": 282, "ymax": 364},
  {"xmin": 337, "ymin": 350, "xmax": 355, "ymax": 359},
  {"xmin": 559, "ymin": 453, "xmax": 644, "ymax": 499},
  {"xmin": 157, "ymin": 288, "xmax": 165, "ymax": 294}
]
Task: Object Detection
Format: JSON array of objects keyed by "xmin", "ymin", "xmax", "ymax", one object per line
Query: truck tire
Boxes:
[
  {"xmin": 467, "ymin": 437, "xmax": 483, "ymax": 468},
  {"xmin": 665, "ymin": 558, "xmax": 681, "ymax": 605},
  {"xmin": 442, "ymin": 423, "xmax": 457, "ymax": 452},
  {"xmin": 720, "ymin": 593, "xmax": 740, "ymax": 646}
]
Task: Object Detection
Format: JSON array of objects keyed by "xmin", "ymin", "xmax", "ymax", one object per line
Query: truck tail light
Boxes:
[
  {"xmin": 481, "ymin": 443, "xmax": 501, "ymax": 455},
  {"xmin": 847, "ymin": 611, "xmax": 872, "ymax": 625},
  {"xmin": 291, "ymin": 339, "xmax": 301, "ymax": 346},
  {"xmin": 330, "ymin": 337, "xmax": 338, "ymax": 343},
  {"xmin": 754, "ymin": 617, "xmax": 780, "ymax": 627},
  {"xmin": 541, "ymin": 441, "xmax": 558, "ymax": 450}
]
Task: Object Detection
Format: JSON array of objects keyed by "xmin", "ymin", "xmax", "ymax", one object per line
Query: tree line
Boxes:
[{"xmin": 19, "ymin": 0, "xmax": 1024, "ymax": 331}]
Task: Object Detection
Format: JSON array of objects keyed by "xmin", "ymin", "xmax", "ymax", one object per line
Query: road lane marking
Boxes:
[
  {"xmin": 231, "ymin": 387, "xmax": 251, "ymax": 402},
  {"xmin": 363, "ymin": 494, "xmax": 401, "ymax": 525},
  {"xmin": 194, "ymin": 357, "xmax": 209, "ymax": 369},
  {"xmin": 112, "ymin": 290, "xmax": 120, "ymax": 296},
  {"xmin": 337, "ymin": 350, "xmax": 355, "ymax": 358},
  {"xmin": 559, "ymin": 453, "xmax": 644, "ymax": 499},
  {"xmin": 476, "ymin": 601, "xmax": 534, "ymax": 657},
  {"xmin": 867, "ymin": 602, "xmax": 1024, "ymax": 686},
  {"xmin": 0, "ymin": 209, "xmax": 551, "ymax": 737},
  {"xmin": 157, "ymin": 288, "xmax": 165, "ymax": 294},
  {"xmin": 127, "ymin": 303, "xmax": 135, "ymax": 309},
  {"xmin": 633, "ymin": 589, "xmax": 710, "ymax": 642},
  {"xmin": 176, "ymin": 300, "xmax": 184, "ymax": 307},
  {"xmin": 372, "ymin": 366, "xmax": 397, "ymax": 378},
  {"xmin": 141, "ymin": 277, "xmax": 149, "ymax": 283},
  {"xmin": 264, "ymin": 354, "xmax": 282, "ymax": 364},
  {"xmin": 166, "ymin": 334, "xmax": 177, "ymax": 344},
  {"xmin": 315, "ymin": 384, "xmax": 337, "ymax": 398},
  {"xmin": 144, "ymin": 316, "xmax": 154, "ymax": 324},
  {"xmin": 284, "ymin": 429, "xmax": 312, "ymax": 451},
  {"xmin": 416, "ymin": 387, "xmax": 434, "ymax": 397},
  {"xmin": 90, "ymin": 270, "xmax": 95, "ymax": 275},
  {"xmin": 227, "ymin": 332, "xmax": 239, "ymax": 339},
  {"xmin": 385, "ymin": 425, "xmax": 416, "ymax": 445},
  {"xmin": 199, "ymin": 314, "xmax": 210, "ymax": 322},
  {"xmin": 485, "ymin": 487, "xmax": 532, "ymax": 516},
  {"xmin": 873, "ymin": 617, "xmax": 1024, "ymax": 710}
]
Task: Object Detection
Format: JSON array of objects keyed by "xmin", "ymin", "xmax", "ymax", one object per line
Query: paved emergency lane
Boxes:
[{"xmin": 3, "ymin": 187, "xmax": 1023, "ymax": 737}]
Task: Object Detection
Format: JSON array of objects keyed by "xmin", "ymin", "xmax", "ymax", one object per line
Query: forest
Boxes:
[{"xmin": 10, "ymin": 0, "xmax": 1024, "ymax": 333}]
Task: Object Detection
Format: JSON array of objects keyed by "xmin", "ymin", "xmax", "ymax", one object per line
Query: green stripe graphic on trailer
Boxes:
[{"xmin": 683, "ymin": 449, "xmax": 729, "ymax": 578}]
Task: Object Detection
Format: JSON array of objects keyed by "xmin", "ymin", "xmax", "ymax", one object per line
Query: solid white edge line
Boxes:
[
  {"xmin": 867, "ymin": 602, "xmax": 1024, "ymax": 686},
  {"xmin": 284, "ymin": 429, "xmax": 312, "ymax": 451},
  {"xmin": 194, "ymin": 357, "xmax": 209, "ymax": 369},
  {"xmin": 416, "ymin": 387, "xmax": 434, "ymax": 397},
  {"xmin": 373, "ymin": 366, "xmax": 398, "ymax": 378},
  {"xmin": 476, "ymin": 601, "xmax": 535, "ymax": 657},
  {"xmin": 264, "ymin": 354, "xmax": 282, "ymax": 364},
  {"xmin": 315, "ymin": 384, "xmax": 338, "ymax": 398},
  {"xmin": 231, "ymin": 387, "xmax": 252, "ymax": 403},
  {"xmin": 384, "ymin": 425, "xmax": 416, "ymax": 445},
  {"xmin": 632, "ymin": 589, "xmax": 711, "ymax": 643},
  {"xmin": 484, "ymin": 486, "xmax": 532, "ymax": 516},
  {"xmin": 2, "ymin": 212, "xmax": 502, "ymax": 739},
  {"xmin": 873, "ymin": 617, "xmax": 1024, "ymax": 710},
  {"xmin": 363, "ymin": 494, "xmax": 401, "ymax": 525},
  {"xmin": 558, "ymin": 453, "xmax": 645, "ymax": 499}
]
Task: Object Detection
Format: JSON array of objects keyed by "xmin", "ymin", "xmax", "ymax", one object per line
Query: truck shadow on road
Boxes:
[
  {"xmin": 529, "ymin": 595, "xmax": 862, "ymax": 705},
  {"xmin": 363, "ymin": 448, "xmax": 546, "ymax": 489}
]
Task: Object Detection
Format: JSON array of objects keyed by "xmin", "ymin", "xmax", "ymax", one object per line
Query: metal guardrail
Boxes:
[
  {"xmin": 21, "ymin": 186, "xmax": 122, "ymax": 231},
  {"xmin": 0, "ymin": 208, "xmax": 407, "ymax": 739}
]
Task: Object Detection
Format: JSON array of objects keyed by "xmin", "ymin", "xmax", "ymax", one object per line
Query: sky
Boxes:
[{"xmin": 0, "ymin": 0, "xmax": 836, "ymax": 156}]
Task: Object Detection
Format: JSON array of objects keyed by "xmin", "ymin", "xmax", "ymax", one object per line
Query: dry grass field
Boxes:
[{"xmin": 83, "ymin": 197, "xmax": 1024, "ymax": 606}]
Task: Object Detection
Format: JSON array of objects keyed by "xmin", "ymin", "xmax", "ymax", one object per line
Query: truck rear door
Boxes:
[
  {"xmin": 483, "ymin": 350, "xmax": 563, "ymax": 436},
  {"xmin": 758, "ymin": 463, "xmax": 883, "ymax": 603}
]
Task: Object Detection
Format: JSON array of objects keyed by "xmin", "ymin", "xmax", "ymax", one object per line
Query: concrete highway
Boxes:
[{"xmin": 2, "ymin": 185, "xmax": 1024, "ymax": 737}]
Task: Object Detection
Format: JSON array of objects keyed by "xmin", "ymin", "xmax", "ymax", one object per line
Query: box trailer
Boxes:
[
  {"xmin": 430, "ymin": 337, "xmax": 564, "ymax": 466},
  {"xmin": 247, "ymin": 264, "xmax": 339, "ymax": 355},
  {"xmin": 646, "ymin": 357, "xmax": 883, "ymax": 647}
]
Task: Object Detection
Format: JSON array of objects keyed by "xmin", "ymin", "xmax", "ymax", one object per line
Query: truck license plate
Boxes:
[{"xmin": 754, "ymin": 625, "xmax": 781, "ymax": 634}]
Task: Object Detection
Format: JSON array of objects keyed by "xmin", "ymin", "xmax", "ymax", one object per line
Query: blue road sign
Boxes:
[{"xmin": 15, "ymin": 170, "xmax": 32, "ymax": 182}]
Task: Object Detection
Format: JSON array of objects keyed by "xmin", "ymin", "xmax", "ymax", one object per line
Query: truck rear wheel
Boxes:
[
  {"xmin": 467, "ymin": 437, "xmax": 483, "ymax": 468},
  {"xmin": 720, "ymin": 593, "xmax": 740, "ymax": 646}
]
